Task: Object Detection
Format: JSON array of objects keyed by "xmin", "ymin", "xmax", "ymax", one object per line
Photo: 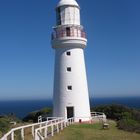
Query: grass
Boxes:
[{"xmin": 50, "ymin": 121, "xmax": 140, "ymax": 140}]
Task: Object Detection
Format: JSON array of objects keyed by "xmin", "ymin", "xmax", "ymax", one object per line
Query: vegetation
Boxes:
[
  {"xmin": 0, "ymin": 108, "xmax": 52, "ymax": 138},
  {"xmin": 50, "ymin": 121, "xmax": 140, "ymax": 140},
  {"xmin": 92, "ymin": 104, "xmax": 140, "ymax": 133},
  {"xmin": 0, "ymin": 113, "xmax": 21, "ymax": 137},
  {"xmin": 23, "ymin": 107, "xmax": 52, "ymax": 122},
  {"xmin": 0, "ymin": 104, "xmax": 140, "ymax": 138}
]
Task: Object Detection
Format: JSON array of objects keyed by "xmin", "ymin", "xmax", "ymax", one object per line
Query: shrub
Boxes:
[
  {"xmin": 0, "ymin": 114, "xmax": 21, "ymax": 136},
  {"xmin": 92, "ymin": 104, "xmax": 131, "ymax": 120},
  {"xmin": 23, "ymin": 108, "xmax": 52, "ymax": 122},
  {"xmin": 117, "ymin": 118, "xmax": 140, "ymax": 133},
  {"xmin": 0, "ymin": 118, "xmax": 10, "ymax": 133},
  {"xmin": 92, "ymin": 104, "xmax": 140, "ymax": 133}
]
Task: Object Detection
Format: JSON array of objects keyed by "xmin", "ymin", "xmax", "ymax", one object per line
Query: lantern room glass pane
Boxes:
[{"xmin": 56, "ymin": 7, "xmax": 61, "ymax": 25}]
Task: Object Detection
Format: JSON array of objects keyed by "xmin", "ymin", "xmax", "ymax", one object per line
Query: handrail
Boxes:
[
  {"xmin": 0, "ymin": 117, "xmax": 63, "ymax": 140},
  {"xmin": 1, "ymin": 112, "xmax": 106, "ymax": 140},
  {"xmin": 91, "ymin": 112, "xmax": 107, "ymax": 122},
  {"xmin": 91, "ymin": 112, "xmax": 105, "ymax": 115},
  {"xmin": 35, "ymin": 117, "xmax": 74, "ymax": 140}
]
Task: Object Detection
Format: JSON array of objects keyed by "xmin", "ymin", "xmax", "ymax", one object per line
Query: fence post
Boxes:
[
  {"xmin": 35, "ymin": 130, "xmax": 39, "ymax": 140},
  {"xmin": 39, "ymin": 123, "xmax": 42, "ymax": 133},
  {"xmin": 3, "ymin": 136, "xmax": 7, "ymax": 140},
  {"xmin": 67, "ymin": 120, "xmax": 69, "ymax": 126},
  {"xmin": 57, "ymin": 123, "xmax": 59, "ymax": 133},
  {"xmin": 70, "ymin": 119, "xmax": 72, "ymax": 125},
  {"xmin": 61, "ymin": 121, "xmax": 63, "ymax": 130},
  {"xmin": 32, "ymin": 126, "xmax": 34, "ymax": 137},
  {"xmin": 51, "ymin": 124, "xmax": 54, "ymax": 136},
  {"xmin": 44, "ymin": 122, "xmax": 48, "ymax": 138},
  {"xmin": 70, "ymin": 118, "xmax": 72, "ymax": 124},
  {"xmin": 72, "ymin": 118, "xmax": 74, "ymax": 124},
  {"xmin": 44, "ymin": 127, "xmax": 48, "ymax": 138},
  {"xmin": 21, "ymin": 128, "xmax": 24, "ymax": 140},
  {"xmin": 64, "ymin": 121, "xmax": 66, "ymax": 127},
  {"xmin": 11, "ymin": 131, "xmax": 14, "ymax": 140}
]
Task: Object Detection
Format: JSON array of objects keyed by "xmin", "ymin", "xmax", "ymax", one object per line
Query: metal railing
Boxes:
[{"xmin": 52, "ymin": 26, "xmax": 86, "ymax": 40}]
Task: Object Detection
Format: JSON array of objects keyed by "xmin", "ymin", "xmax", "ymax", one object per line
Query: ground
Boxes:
[{"xmin": 50, "ymin": 121, "xmax": 140, "ymax": 140}]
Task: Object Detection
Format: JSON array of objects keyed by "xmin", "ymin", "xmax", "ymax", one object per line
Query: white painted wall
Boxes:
[{"xmin": 53, "ymin": 47, "xmax": 91, "ymax": 122}]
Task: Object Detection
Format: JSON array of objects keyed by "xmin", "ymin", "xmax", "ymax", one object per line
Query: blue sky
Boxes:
[{"xmin": 0, "ymin": 0, "xmax": 140, "ymax": 100}]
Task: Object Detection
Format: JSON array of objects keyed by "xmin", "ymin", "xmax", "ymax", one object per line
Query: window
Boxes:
[
  {"xmin": 66, "ymin": 27, "xmax": 71, "ymax": 36},
  {"xmin": 56, "ymin": 7, "xmax": 61, "ymax": 25},
  {"xmin": 67, "ymin": 67, "xmax": 71, "ymax": 72},
  {"xmin": 66, "ymin": 51, "xmax": 71, "ymax": 56},
  {"xmin": 67, "ymin": 86, "xmax": 72, "ymax": 90}
]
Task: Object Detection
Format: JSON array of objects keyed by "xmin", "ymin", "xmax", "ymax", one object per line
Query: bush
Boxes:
[
  {"xmin": 92, "ymin": 104, "xmax": 140, "ymax": 133},
  {"xmin": 131, "ymin": 109, "xmax": 140, "ymax": 122},
  {"xmin": 92, "ymin": 104, "xmax": 131, "ymax": 120},
  {"xmin": 117, "ymin": 118, "xmax": 140, "ymax": 133},
  {"xmin": 0, "ymin": 118, "xmax": 10, "ymax": 133},
  {"xmin": 23, "ymin": 108, "xmax": 52, "ymax": 122},
  {"xmin": 0, "ymin": 114, "xmax": 21, "ymax": 135}
]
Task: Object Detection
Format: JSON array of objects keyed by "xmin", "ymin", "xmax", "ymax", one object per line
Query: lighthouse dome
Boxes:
[{"xmin": 57, "ymin": 0, "xmax": 79, "ymax": 8}]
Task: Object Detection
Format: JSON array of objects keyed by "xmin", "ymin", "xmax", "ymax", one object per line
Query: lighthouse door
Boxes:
[{"xmin": 67, "ymin": 107, "xmax": 74, "ymax": 119}]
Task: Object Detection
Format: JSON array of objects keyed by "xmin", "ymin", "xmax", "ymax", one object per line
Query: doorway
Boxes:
[{"xmin": 67, "ymin": 107, "xmax": 74, "ymax": 119}]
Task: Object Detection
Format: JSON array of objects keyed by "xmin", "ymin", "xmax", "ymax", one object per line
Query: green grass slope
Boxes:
[{"xmin": 50, "ymin": 121, "xmax": 140, "ymax": 140}]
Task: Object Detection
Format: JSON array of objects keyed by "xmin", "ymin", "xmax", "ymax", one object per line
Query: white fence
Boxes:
[
  {"xmin": 0, "ymin": 117, "xmax": 72, "ymax": 140},
  {"xmin": 0, "ymin": 112, "xmax": 106, "ymax": 140},
  {"xmin": 91, "ymin": 112, "xmax": 107, "ymax": 122},
  {"xmin": 35, "ymin": 118, "xmax": 74, "ymax": 140}
]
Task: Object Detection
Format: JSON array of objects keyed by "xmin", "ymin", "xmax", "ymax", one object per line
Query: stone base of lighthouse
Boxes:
[{"xmin": 53, "ymin": 47, "xmax": 91, "ymax": 122}]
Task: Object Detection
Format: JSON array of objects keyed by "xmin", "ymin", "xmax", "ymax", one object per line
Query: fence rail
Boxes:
[
  {"xmin": 0, "ymin": 117, "xmax": 63, "ymax": 140},
  {"xmin": 91, "ymin": 112, "xmax": 107, "ymax": 122},
  {"xmin": 0, "ymin": 117, "xmax": 74, "ymax": 140},
  {"xmin": 0, "ymin": 112, "xmax": 106, "ymax": 140},
  {"xmin": 35, "ymin": 118, "xmax": 74, "ymax": 140}
]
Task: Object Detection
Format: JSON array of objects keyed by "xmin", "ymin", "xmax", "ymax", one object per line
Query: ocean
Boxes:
[{"xmin": 0, "ymin": 97, "xmax": 139, "ymax": 118}]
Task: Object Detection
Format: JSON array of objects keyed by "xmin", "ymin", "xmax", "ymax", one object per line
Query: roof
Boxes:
[{"xmin": 57, "ymin": 0, "xmax": 79, "ymax": 8}]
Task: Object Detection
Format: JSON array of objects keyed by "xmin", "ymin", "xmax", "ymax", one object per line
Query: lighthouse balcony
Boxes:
[
  {"xmin": 51, "ymin": 26, "xmax": 87, "ymax": 48},
  {"xmin": 51, "ymin": 26, "xmax": 86, "ymax": 40}
]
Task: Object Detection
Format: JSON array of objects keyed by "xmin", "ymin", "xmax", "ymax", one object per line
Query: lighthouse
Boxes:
[{"xmin": 52, "ymin": 0, "xmax": 91, "ymax": 122}]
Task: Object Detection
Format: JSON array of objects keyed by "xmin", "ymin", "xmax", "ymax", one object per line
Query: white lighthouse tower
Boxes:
[{"xmin": 52, "ymin": 0, "xmax": 91, "ymax": 122}]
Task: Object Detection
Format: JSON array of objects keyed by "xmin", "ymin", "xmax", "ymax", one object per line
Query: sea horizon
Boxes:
[{"xmin": 0, "ymin": 96, "xmax": 140, "ymax": 118}]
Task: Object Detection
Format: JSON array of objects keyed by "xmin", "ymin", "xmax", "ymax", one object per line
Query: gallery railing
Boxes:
[{"xmin": 52, "ymin": 26, "xmax": 86, "ymax": 40}]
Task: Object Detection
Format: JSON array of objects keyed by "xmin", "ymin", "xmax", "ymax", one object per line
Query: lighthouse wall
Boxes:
[{"xmin": 53, "ymin": 47, "xmax": 91, "ymax": 121}]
